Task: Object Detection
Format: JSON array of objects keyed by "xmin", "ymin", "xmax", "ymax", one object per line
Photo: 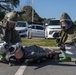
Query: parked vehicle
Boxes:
[
  {"xmin": 15, "ymin": 21, "xmax": 29, "ymax": 37},
  {"xmin": 27, "ymin": 24, "xmax": 45, "ymax": 39},
  {"xmin": 45, "ymin": 19, "xmax": 61, "ymax": 39}
]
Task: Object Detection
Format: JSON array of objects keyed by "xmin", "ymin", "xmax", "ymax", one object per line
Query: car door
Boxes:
[
  {"xmin": 31, "ymin": 25, "xmax": 37, "ymax": 36},
  {"xmin": 35, "ymin": 26, "xmax": 45, "ymax": 37}
]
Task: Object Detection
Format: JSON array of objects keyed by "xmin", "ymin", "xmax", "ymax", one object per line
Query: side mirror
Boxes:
[{"xmin": 53, "ymin": 32, "xmax": 59, "ymax": 38}]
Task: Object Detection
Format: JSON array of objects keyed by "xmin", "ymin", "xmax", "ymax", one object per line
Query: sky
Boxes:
[{"xmin": 16, "ymin": 0, "xmax": 76, "ymax": 21}]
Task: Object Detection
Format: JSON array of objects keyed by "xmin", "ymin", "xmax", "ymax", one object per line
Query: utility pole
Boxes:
[{"xmin": 32, "ymin": 0, "xmax": 34, "ymax": 23}]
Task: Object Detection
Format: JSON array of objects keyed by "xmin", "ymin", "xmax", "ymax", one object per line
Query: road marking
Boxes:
[{"xmin": 15, "ymin": 62, "xmax": 28, "ymax": 75}]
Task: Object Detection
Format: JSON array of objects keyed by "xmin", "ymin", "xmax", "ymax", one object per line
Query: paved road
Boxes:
[
  {"xmin": 0, "ymin": 58, "xmax": 76, "ymax": 75},
  {"xmin": 23, "ymin": 59, "xmax": 76, "ymax": 75},
  {"xmin": 0, "ymin": 37, "xmax": 76, "ymax": 75},
  {"xmin": 0, "ymin": 62, "xmax": 20, "ymax": 75}
]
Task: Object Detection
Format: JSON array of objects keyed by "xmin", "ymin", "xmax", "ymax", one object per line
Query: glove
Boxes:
[
  {"xmin": 53, "ymin": 32, "xmax": 59, "ymax": 39},
  {"xmin": 4, "ymin": 43, "xmax": 10, "ymax": 50},
  {"xmin": 16, "ymin": 42, "xmax": 22, "ymax": 48},
  {"xmin": 56, "ymin": 37, "xmax": 60, "ymax": 43},
  {"xmin": 59, "ymin": 46, "xmax": 66, "ymax": 51},
  {"xmin": 8, "ymin": 45, "xmax": 16, "ymax": 53},
  {"xmin": 8, "ymin": 46, "xmax": 15, "ymax": 53}
]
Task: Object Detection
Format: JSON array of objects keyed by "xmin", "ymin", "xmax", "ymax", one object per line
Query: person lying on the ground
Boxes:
[
  {"xmin": 0, "ymin": 44, "xmax": 58, "ymax": 62},
  {"xmin": 13, "ymin": 45, "xmax": 56, "ymax": 60}
]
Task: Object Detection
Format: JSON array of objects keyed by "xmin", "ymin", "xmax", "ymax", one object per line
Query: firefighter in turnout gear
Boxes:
[
  {"xmin": 0, "ymin": 11, "xmax": 23, "ymax": 61},
  {"xmin": 56, "ymin": 12, "xmax": 76, "ymax": 61},
  {"xmin": 3, "ymin": 12, "xmax": 22, "ymax": 45}
]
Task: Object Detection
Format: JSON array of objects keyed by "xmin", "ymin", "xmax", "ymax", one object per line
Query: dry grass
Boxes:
[{"xmin": 22, "ymin": 38, "xmax": 57, "ymax": 47}]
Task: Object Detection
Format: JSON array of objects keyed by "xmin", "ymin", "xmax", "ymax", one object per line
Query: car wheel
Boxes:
[
  {"xmin": 28, "ymin": 31, "xmax": 32, "ymax": 39},
  {"xmin": 45, "ymin": 31, "xmax": 48, "ymax": 39},
  {"xmin": 45, "ymin": 35, "xmax": 47, "ymax": 39},
  {"xmin": 45, "ymin": 37, "xmax": 46, "ymax": 39}
]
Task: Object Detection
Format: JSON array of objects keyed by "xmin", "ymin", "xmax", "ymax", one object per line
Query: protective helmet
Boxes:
[
  {"xmin": 2, "ymin": 11, "xmax": 18, "ymax": 27},
  {"xmin": 60, "ymin": 12, "xmax": 72, "ymax": 30},
  {"xmin": 60, "ymin": 12, "xmax": 72, "ymax": 22},
  {"xmin": 5, "ymin": 12, "xmax": 17, "ymax": 21}
]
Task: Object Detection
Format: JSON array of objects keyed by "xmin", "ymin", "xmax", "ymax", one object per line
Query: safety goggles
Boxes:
[{"xmin": 61, "ymin": 21, "xmax": 72, "ymax": 26}]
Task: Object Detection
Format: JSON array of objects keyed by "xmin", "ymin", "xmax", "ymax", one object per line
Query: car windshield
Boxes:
[
  {"xmin": 16, "ymin": 22, "xmax": 26, "ymax": 27},
  {"xmin": 48, "ymin": 20, "xmax": 60, "ymax": 25}
]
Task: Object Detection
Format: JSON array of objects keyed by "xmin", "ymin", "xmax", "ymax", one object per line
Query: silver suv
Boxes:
[
  {"xmin": 15, "ymin": 21, "xmax": 29, "ymax": 36},
  {"xmin": 27, "ymin": 24, "xmax": 45, "ymax": 39}
]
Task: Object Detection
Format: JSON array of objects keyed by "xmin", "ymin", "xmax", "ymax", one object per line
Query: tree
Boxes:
[
  {"xmin": 0, "ymin": 0, "xmax": 20, "ymax": 8},
  {"xmin": 21, "ymin": 6, "xmax": 43, "ymax": 24},
  {"xmin": 0, "ymin": 0, "xmax": 20, "ymax": 20},
  {"xmin": 0, "ymin": 12, "xmax": 5, "ymax": 20},
  {"xmin": 10, "ymin": 0, "xmax": 20, "ymax": 8},
  {"xmin": 73, "ymin": 20, "xmax": 76, "ymax": 25}
]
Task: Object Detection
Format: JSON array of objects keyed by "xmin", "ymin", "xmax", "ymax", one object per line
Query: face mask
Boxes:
[
  {"xmin": 61, "ymin": 26, "xmax": 66, "ymax": 31},
  {"xmin": 61, "ymin": 21, "xmax": 72, "ymax": 31},
  {"xmin": 6, "ymin": 21, "xmax": 16, "ymax": 30}
]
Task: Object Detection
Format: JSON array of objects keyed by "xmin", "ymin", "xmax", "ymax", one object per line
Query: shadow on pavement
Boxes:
[
  {"xmin": 0, "ymin": 59, "xmax": 25, "ymax": 66},
  {"xmin": 0, "ymin": 58, "xmax": 76, "ymax": 68},
  {"xmin": 27, "ymin": 59, "xmax": 76, "ymax": 70}
]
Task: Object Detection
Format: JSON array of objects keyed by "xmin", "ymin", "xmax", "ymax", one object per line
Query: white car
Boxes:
[
  {"xmin": 27, "ymin": 24, "xmax": 45, "ymax": 39},
  {"xmin": 15, "ymin": 21, "xmax": 29, "ymax": 36},
  {"xmin": 45, "ymin": 19, "xmax": 61, "ymax": 39}
]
